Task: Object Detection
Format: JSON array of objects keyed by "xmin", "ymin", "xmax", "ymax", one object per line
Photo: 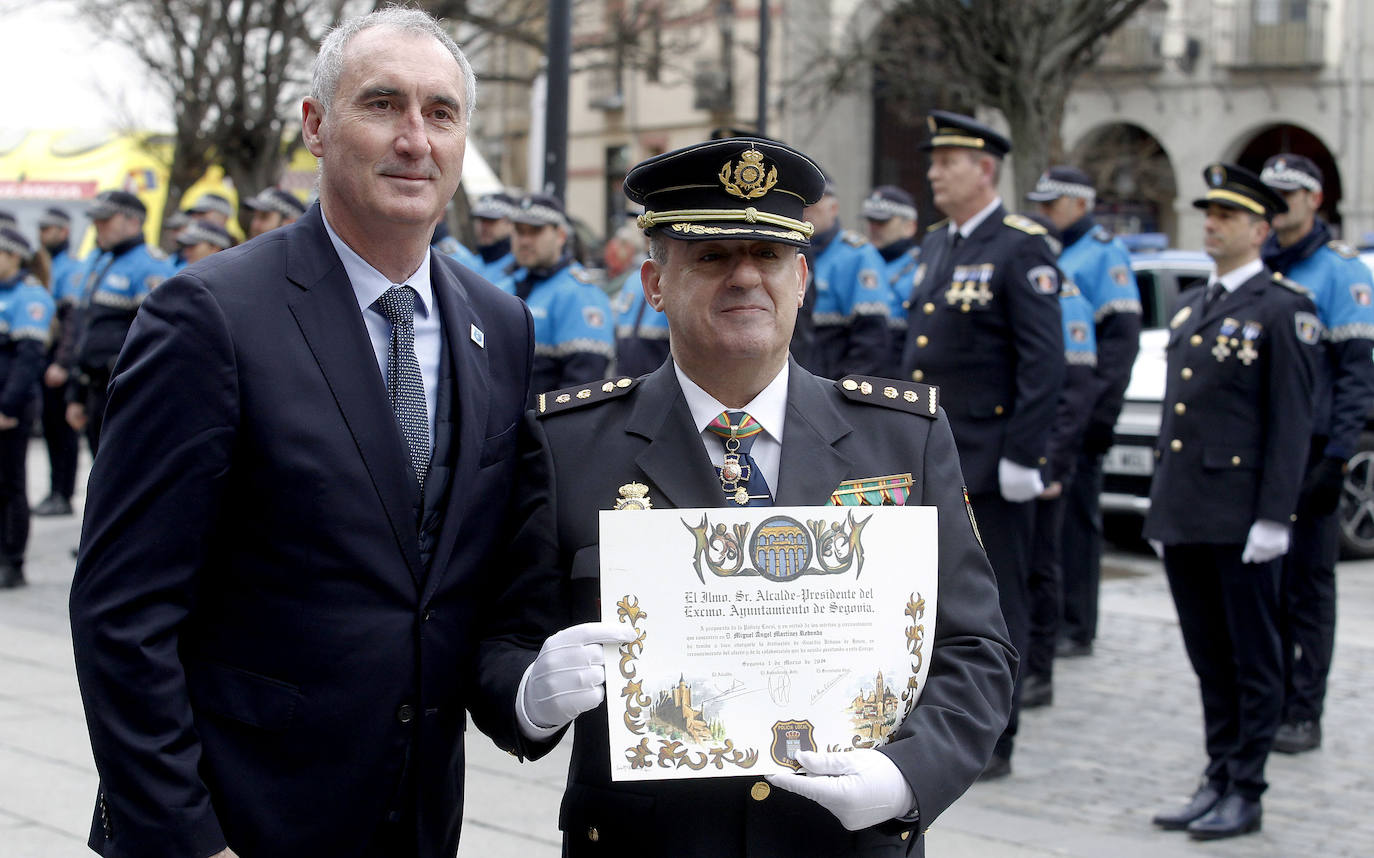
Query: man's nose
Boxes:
[{"xmin": 394, "ymin": 106, "xmax": 431, "ymax": 158}]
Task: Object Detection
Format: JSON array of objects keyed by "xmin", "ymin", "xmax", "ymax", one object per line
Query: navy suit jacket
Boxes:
[{"xmin": 70, "ymin": 205, "xmax": 549, "ymax": 858}]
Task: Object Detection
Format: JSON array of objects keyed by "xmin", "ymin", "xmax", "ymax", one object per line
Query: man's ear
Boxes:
[
  {"xmin": 302, "ymin": 98, "xmax": 326, "ymax": 157},
  {"xmin": 642, "ymin": 257, "xmax": 664, "ymax": 310},
  {"xmin": 795, "ymin": 251, "xmax": 810, "ymax": 308}
]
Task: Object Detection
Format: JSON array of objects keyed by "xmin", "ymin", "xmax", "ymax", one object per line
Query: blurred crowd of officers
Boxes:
[{"xmin": 0, "ymin": 104, "xmax": 1368, "ymax": 846}]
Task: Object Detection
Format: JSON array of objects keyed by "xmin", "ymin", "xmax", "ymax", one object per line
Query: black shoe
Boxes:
[
  {"xmin": 977, "ymin": 754, "xmax": 1011, "ymax": 781},
  {"xmin": 1152, "ymin": 783, "xmax": 1223, "ymax": 830},
  {"xmin": 1273, "ymin": 719, "xmax": 1321, "ymax": 754},
  {"xmin": 1187, "ymin": 793, "xmax": 1261, "ymax": 840},
  {"xmin": 1055, "ymin": 639, "xmax": 1093, "ymax": 658},
  {"xmin": 0, "ymin": 565, "xmax": 25, "ymax": 589},
  {"xmin": 32, "ymin": 494, "xmax": 73, "ymax": 516},
  {"xmin": 1022, "ymin": 674, "xmax": 1053, "ymax": 708}
]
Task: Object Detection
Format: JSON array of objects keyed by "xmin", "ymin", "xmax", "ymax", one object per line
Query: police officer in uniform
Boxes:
[
  {"xmin": 794, "ymin": 177, "xmax": 890, "ymax": 379},
  {"xmin": 611, "ymin": 264, "xmax": 670, "ymax": 378},
  {"xmin": 0, "ymin": 228, "xmax": 56, "ymax": 588},
  {"xmin": 862, "ymin": 185, "xmax": 921, "ymax": 375},
  {"xmin": 1027, "ymin": 167, "xmax": 1142, "ymax": 661},
  {"xmin": 1020, "ymin": 217, "xmax": 1100, "ymax": 708},
  {"xmin": 508, "ymin": 192, "xmax": 615, "ymax": 400},
  {"xmin": 186, "ymin": 192, "xmax": 235, "ymax": 229},
  {"xmin": 62, "ymin": 190, "xmax": 175, "ymax": 454},
  {"xmin": 477, "ymin": 135, "xmax": 1013, "ymax": 858},
  {"xmin": 1146, "ymin": 164, "xmax": 1321, "ymax": 841},
  {"xmin": 173, "ymin": 221, "xmax": 234, "ymax": 270},
  {"xmin": 35, "ymin": 208, "xmax": 83, "ymax": 517},
  {"xmin": 903, "ymin": 111, "xmax": 1065, "ymax": 778},
  {"xmin": 471, "ymin": 192, "xmax": 519, "ymax": 284},
  {"xmin": 1258, "ymin": 154, "xmax": 1374, "ymax": 754},
  {"xmin": 243, "ymin": 187, "xmax": 308, "ymax": 239}
]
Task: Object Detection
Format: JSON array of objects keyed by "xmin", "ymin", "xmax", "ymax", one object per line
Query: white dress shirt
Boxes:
[
  {"xmin": 322, "ymin": 212, "xmax": 441, "ymax": 450},
  {"xmin": 1208, "ymin": 257, "xmax": 1265, "ymax": 297},
  {"xmin": 950, "ymin": 196, "xmax": 1003, "ymax": 239},
  {"xmin": 675, "ymin": 360, "xmax": 789, "ymax": 498}
]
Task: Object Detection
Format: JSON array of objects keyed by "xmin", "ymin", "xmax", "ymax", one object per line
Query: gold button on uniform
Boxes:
[
  {"xmin": 751, "ymin": 781, "xmax": 771, "ymax": 801},
  {"xmin": 1174, "ymin": 403, "xmax": 1186, "ymax": 415},
  {"xmin": 911, "ymin": 370, "xmax": 924, "ymax": 382},
  {"xmin": 923, "ymin": 302, "xmax": 936, "ymax": 314},
  {"xmin": 1181, "ymin": 367, "xmax": 1194, "ymax": 380},
  {"xmin": 1170, "ymin": 439, "xmax": 1182, "ymax": 452},
  {"xmin": 1232, "ymin": 455, "xmax": 1241, "ymax": 465},
  {"xmin": 994, "ymin": 405, "xmax": 1004, "ymax": 416},
  {"xmin": 587, "ymin": 827, "xmax": 600, "ymax": 842},
  {"xmin": 916, "ymin": 335, "xmax": 929, "ymax": 347},
  {"xmin": 901, "ymin": 831, "xmax": 911, "ymax": 841},
  {"xmin": 1190, "ymin": 334, "xmax": 1203, "ymax": 346}
]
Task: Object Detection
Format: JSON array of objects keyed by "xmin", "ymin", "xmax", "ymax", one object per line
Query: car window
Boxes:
[{"xmin": 1136, "ymin": 270, "xmax": 1162, "ymax": 328}]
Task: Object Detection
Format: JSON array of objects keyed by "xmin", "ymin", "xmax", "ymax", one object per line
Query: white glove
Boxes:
[
  {"xmin": 765, "ymin": 749, "xmax": 916, "ymax": 831},
  {"xmin": 998, "ymin": 458, "xmax": 1045, "ymax": 503},
  {"xmin": 1241, "ymin": 519, "xmax": 1291, "ymax": 565},
  {"xmin": 1149, "ymin": 539, "xmax": 1164, "ymax": 559},
  {"xmin": 519, "ymin": 622, "xmax": 639, "ymax": 732}
]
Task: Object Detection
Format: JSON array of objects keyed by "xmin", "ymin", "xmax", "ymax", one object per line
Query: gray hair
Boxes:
[
  {"xmin": 311, "ymin": 6, "xmax": 477, "ymax": 124},
  {"xmin": 647, "ymin": 232, "xmax": 670, "ymax": 264}
]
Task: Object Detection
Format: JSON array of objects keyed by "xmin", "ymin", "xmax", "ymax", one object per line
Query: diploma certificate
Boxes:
[{"xmin": 599, "ymin": 505, "xmax": 938, "ymax": 782}]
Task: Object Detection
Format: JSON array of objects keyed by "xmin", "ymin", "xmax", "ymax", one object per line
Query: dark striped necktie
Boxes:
[{"xmin": 374, "ymin": 285, "xmax": 430, "ymax": 489}]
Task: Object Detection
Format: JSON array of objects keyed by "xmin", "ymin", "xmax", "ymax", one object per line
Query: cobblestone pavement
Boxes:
[{"xmin": 2, "ymin": 441, "xmax": 1371, "ymax": 856}]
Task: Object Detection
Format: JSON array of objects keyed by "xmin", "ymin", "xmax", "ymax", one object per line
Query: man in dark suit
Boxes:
[
  {"xmin": 477, "ymin": 137, "xmax": 1014, "ymax": 857},
  {"xmin": 901, "ymin": 111, "xmax": 1065, "ymax": 779},
  {"xmin": 68, "ymin": 9, "xmax": 550, "ymax": 858},
  {"xmin": 1145, "ymin": 164, "xmax": 1321, "ymax": 841}
]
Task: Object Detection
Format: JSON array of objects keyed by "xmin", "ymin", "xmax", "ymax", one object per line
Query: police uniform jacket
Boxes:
[
  {"xmin": 612, "ymin": 268, "xmax": 671, "ymax": 378},
  {"xmin": 513, "ymin": 255, "xmax": 616, "ymax": 400},
  {"xmin": 1057, "ymin": 216, "xmax": 1142, "ymax": 445},
  {"xmin": 436, "ymin": 233, "xmax": 482, "ymax": 270},
  {"xmin": 902, "ymin": 205, "xmax": 1066, "ymax": 494},
  {"xmin": 804, "ymin": 225, "xmax": 891, "ymax": 379},
  {"xmin": 1143, "ymin": 266, "xmax": 1321, "ymax": 544},
  {"xmin": 0, "ymin": 271, "xmax": 55, "ymax": 417},
  {"xmin": 1262, "ymin": 223, "xmax": 1374, "ymax": 461},
  {"xmin": 879, "ymin": 239, "xmax": 921, "ymax": 375},
  {"xmin": 487, "ymin": 359, "xmax": 1015, "ymax": 858},
  {"xmin": 69, "ymin": 204, "xmax": 556, "ymax": 858},
  {"xmin": 1047, "ymin": 283, "xmax": 1098, "ymax": 485},
  {"xmin": 66, "ymin": 236, "xmax": 175, "ymax": 401}
]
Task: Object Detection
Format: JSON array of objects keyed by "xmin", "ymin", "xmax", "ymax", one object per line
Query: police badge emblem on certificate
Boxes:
[{"xmin": 598, "ymin": 506, "xmax": 938, "ymax": 781}]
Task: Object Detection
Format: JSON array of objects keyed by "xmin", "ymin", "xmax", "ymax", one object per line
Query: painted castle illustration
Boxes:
[
  {"xmin": 848, "ymin": 669, "xmax": 901, "ymax": 740},
  {"xmin": 649, "ymin": 675, "xmax": 720, "ymax": 745}
]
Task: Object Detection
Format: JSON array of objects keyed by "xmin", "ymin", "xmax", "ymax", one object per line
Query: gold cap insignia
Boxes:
[
  {"xmin": 1208, "ymin": 165, "xmax": 1226, "ymax": 188},
  {"xmin": 719, "ymin": 148, "xmax": 778, "ymax": 200},
  {"xmin": 614, "ymin": 482, "xmax": 653, "ymax": 510}
]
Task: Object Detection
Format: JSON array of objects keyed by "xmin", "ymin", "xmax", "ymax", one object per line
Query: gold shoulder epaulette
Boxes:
[
  {"xmin": 1092, "ymin": 225, "xmax": 1115, "ymax": 243},
  {"xmin": 1003, "ymin": 214, "xmax": 1047, "ymax": 236},
  {"xmin": 836, "ymin": 375, "xmax": 939, "ymax": 418},
  {"xmin": 1327, "ymin": 240, "xmax": 1358, "ymax": 259},
  {"xmin": 841, "ymin": 230, "xmax": 870, "ymax": 248},
  {"xmin": 925, "ymin": 218, "xmax": 949, "ymax": 233},
  {"xmin": 1272, "ymin": 272, "xmax": 1313, "ymax": 298},
  {"xmin": 537, "ymin": 376, "xmax": 639, "ymax": 417}
]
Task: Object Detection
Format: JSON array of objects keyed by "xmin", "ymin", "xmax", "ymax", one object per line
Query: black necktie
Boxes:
[
  {"xmin": 1204, "ymin": 280, "xmax": 1224, "ymax": 309},
  {"xmin": 374, "ymin": 285, "xmax": 430, "ymax": 488}
]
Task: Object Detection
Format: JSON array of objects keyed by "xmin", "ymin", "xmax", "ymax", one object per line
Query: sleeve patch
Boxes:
[
  {"xmin": 1351, "ymin": 283, "xmax": 1372, "ymax": 307},
  {"xmin": 583, "ymin": 306, "xmax": 606, "ymax": 328},
  {"xmin": 1027, "ymin": 265, "xmax": 1060, "ymax": 295},
  {"xmin": 1295, "ymin": 310, "xmax": 1324, "ymax": 345},
  {"xmin": 1110, "ymin": 265, "xmax": 1131, "ymax": 286}
]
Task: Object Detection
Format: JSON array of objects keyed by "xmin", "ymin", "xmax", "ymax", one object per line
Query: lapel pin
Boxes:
[{"xmin": 470, "ymin": 324, "xmax": 485, "ymax": 348}]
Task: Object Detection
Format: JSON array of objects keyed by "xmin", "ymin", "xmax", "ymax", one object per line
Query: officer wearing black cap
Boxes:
[
  {"xmin": 174, "ymin": 220, "xmax": 234, "ymax": 269},
  {"xmin": 0, "ymin": 227, "xmax": 56, "ymax": 588},
  {"xmin": 507, "ymin": 192, "xmax": 614, "ymax": 402},
  {"xmin": 483, "ymin": 136, "xmax": 1013, "ymax": 857},
  {"xmin": 1027, "ymin": 166, "xmax": 1142, "ymax": 663},
  {"xmin": 793, "ymin": 175, "xmax": 890, "ymax": 380},
  {"xmin": 59, "ymin": 190, "xmax": 175, "ymax": 453},
  {"xmin": 243, "ymin": 187, "xmax": 307, "ymax": 239},
  {"xmin": 903, "ymin": 110, "xmax": 1065, "ymax": 780},
  {"xmin": 862, "ymin": 185, "xmax": 922, "ymax": 374},
  {"xmin": 35, "ymin": 208, "xmax": 83, "ymax": 517},
  {"xmin": 1257, "ymin": 154, "xmax": 1374, "ymax": 756},
  {"xmin": 1146, "ymin": 163, "xmax": 1321, "ymax": 841},
  {"xmin": 470, "ymin": 191, "xmax": 519, "ymax": 284}
]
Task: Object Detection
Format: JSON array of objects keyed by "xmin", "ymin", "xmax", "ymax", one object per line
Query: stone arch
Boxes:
[
  {"xmin": 1068, "ymin": 121, "xmax": 1179, "ymax": 243},
  {"xmin": 1230, "ymin": 123, "xmax": 1344, "ymax": 231}
]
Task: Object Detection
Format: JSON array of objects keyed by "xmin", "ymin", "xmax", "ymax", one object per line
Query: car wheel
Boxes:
[{"xmin": 1338, "ymin": 432, "xmax": 1374, "ymax": 559}]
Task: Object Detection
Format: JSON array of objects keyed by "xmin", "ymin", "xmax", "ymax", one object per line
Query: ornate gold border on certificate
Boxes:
[{"xmin": 614, "ymin": 595, "xmax": 759, "ymax": 772}]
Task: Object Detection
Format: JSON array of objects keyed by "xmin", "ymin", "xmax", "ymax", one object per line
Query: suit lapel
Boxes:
[
  {"xmin": 626, "ymin": 365, "xmax": 724, "ymax": 509},
  {"xmin": 1195, "ymin": 270, "xmax": 1265, "ymax": 330},
  {"xmin": 284, "ymin": 206, "xmax": 424, "ymax": 586},
  {"xmin": 774, "ymin": 363, "xmax": 855, "ymax": 505},
  {"xmin": 423, "ymin": 258, "xmax": 492, "ymax": 601}
]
